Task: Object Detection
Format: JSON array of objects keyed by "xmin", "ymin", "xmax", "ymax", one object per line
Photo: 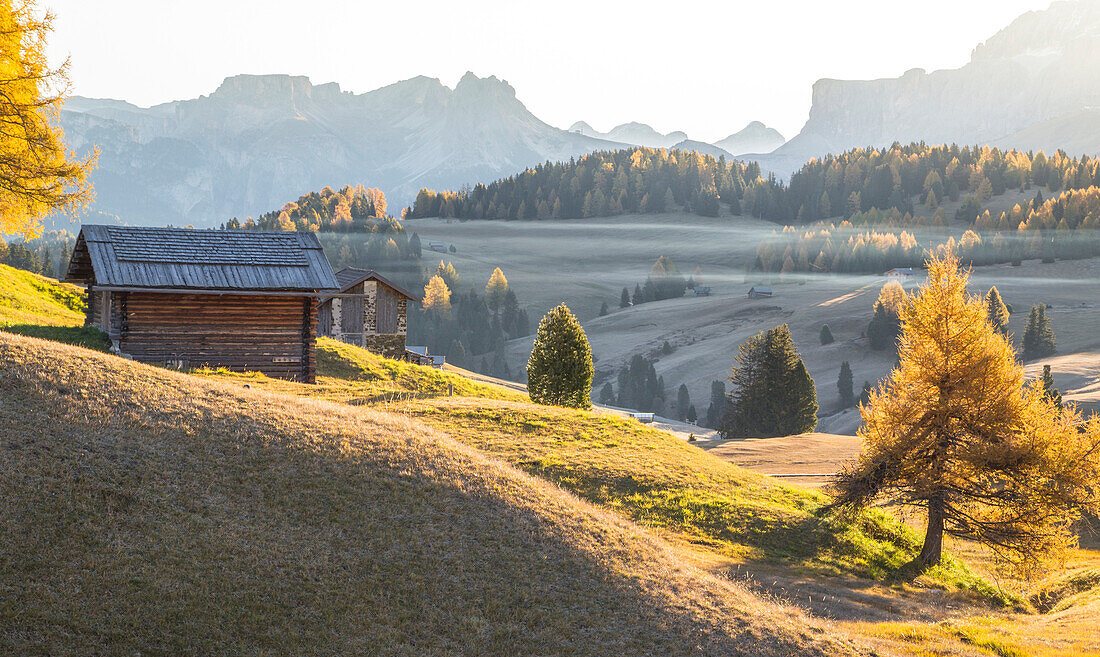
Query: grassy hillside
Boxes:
[
  {"xmin": 194, "ymin": 337, "xmax": 1006, "ymax": 606},
  {"xmin": 0, "ymin": 331, "xmax": 869, "ymax": 656},
  {"xmin": 0, "ymin": 264, "xmax": 109, "ymax": 350}
]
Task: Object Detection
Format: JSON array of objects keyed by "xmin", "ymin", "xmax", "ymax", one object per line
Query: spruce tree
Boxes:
[
  {"xmin": 838, "ymin": 361, "xmax": 854, "ymax": 408},
  {"xmin": 1040, "ymin": 364, "xmax": 1062, "ymax": 410},
  {"xmin": 676, "ymin": 383, "xmax": 691, "ymax": 421},
  {"xmin": 720, "ymin": 324, "xmax": 818, "ymax": 438},
  {"xmin": 526, "ymin": 304, "xmax": 594, "ymax": 409},
  {"xmin": 705, "ymin": 380, "xmax": 726, "ymax": 428},
  {"xmin": 599, "ymin": 382, "xmax": 615, "ymax": 405},
  {"xmin": 599, "ymin": 301, "xmax": 609, "ymax": 316},
  {"xmin": 620, "ymin": 287, "xmax": 631, "ymax": 308},
  {"xmin": 859, "ymin": 381, "xmax": 872, "ymax": 407},
  {"xmin": 985, "ymin": 286, "xmax": 1010, "ymax": 336},
  {"xmin": 1022, "ymin": 303, "xmax": 1056, "ymax": 360},
  {"xmin": 687, "ymin": 405, "xmax": 697, "ymax": 423},
  {"xmin": 819, "ymin": 323, "xmax": 834, "ymax": 345},
  {"xmin": 832, "ymin": 251, "xmax": 1100, "ymax": 572}
]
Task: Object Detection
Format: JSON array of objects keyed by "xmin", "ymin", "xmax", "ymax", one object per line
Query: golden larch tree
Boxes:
[
  {"xmin": 832, "ymin": 251, "xmax": 1100, "ymax": 574},
  {"xmin": 421, "ymin": 275, "xmax": 451, "ymax": 318},
  {"xmin": 0, "ymin": 1, "xmax": 95, "ymax": 237},
  {"xmin": 485, "ymin": 267, "xmax": 508, "ymax": 312}
]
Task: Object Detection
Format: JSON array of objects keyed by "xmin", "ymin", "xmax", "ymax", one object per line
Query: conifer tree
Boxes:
[
  {"xmin": 859, "ymin": 381, "xmax": 872, "ymax": 407},
  {"xmin": 620, "ymin": 287, "xmax": 631, "ymax": 308},
  {"xmin": 705, "ymin": 380, "xmax": 726, "ymax": 429},
  {"xmin": 599, "ymin": 382, "xmax": 614, "ymax": 405},
  {"xmin": 527, "ymin": 304, "xmax": 594, "ymax": 409},
  {"xmin": 985, "ymin": 286, "xmax": 1010, "ymax": 336},
  {"xmin": 819, "ymin": 323, "xmax": 834, "ymax": 345},
  {"xmin": 676, "ymin": 383, "xmax": 691, "ymax": 421},
  {"xmin": 1022, "ymin": 303, "xmax": 1056, "ymax": 360},
  {"xmin": 422, "ymin": 275, "xmax": 452, "ymax": 318},
  {"xmin": 687, "ymin": 405, "xmax": 697, "ymax": 423},
  {"xmin": 838, "ymin": 361, "xmax": 854, "ymax": 408},
  {"xmin": 720, "ymin": 324, "xmax": 818, "ymax": 438},
  {"xmin": 1040, "ymin": 364, "xmax": 1062, "ymax": 410},
  {"xmin": 832, "ymin": 252, "xmax": 1100, "ymax": 572},
  {"xmin": 599, "ymin": 301, "xmax": 609, "ymax": 316},
  {"xmin": 485, "ymin": 267, "xmax": 508, "ymax": 312}
]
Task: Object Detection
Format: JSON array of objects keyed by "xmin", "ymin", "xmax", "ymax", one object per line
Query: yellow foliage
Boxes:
[
  {"xmin": 835, "ymin": 251, "xmax": 1100, "ymax": 575},
  {"xmin": 0, "ymin": 1, "xmax": 96, "ymax": 237},
  {"xmin": 422, "ymin": 275, "xmax": 451, "ymax": 317}
]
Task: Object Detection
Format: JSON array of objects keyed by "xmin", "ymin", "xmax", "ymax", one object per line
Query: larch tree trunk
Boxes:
[{"xmin": 918, "ymin": 494, "xmax": 945, "ymax": 567}]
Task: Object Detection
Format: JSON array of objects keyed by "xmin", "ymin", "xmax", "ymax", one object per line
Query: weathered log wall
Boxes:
[{"xmin": 115, "ymin": 293, "xmax": 318, "ymax": 382}]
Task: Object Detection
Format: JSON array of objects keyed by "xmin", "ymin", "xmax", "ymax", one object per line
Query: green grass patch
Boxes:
[
  {"xmin": 399, "ymin": 397, "xmax": 1010, "ymax": 605},
  {"xmin": 0, "ymin": 263, "xmax": 85, "ymax": 326}
]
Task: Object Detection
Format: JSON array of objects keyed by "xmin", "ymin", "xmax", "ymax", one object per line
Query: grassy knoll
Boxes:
[
  {"xmin": 198, "ymin": 338, "xmax": 1007, "ymax": 605},
  {"xmin": 0, "ymin": 331, "xmax": 868, "ymax": 656}
]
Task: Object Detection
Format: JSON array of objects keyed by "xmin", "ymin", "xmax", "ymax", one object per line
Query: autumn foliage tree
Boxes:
[
  {"xmin": 0, "ymin": 1, "xmax": 95, "ymax": 237},
  {"xmin": 526, "ymin": 304, "xmax": 593, "ymax": 409},
  {"xmin": 832, "ymin": 251, "xmax": 1100, "ymax": 573}
]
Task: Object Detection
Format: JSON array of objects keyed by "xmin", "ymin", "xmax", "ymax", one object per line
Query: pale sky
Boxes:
[{"xmin": 45, "ymin": 0, "xmax": 1054, "ymax": 142}]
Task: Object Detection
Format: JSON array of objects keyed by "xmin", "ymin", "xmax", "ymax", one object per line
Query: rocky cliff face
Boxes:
[
  {"xmin": 60, "ymin": 73, "xmax": 619, "ymax": 227},
  {"xmin": 762, "ymin": 0, "xmax": 1100, "ymax": 176}
]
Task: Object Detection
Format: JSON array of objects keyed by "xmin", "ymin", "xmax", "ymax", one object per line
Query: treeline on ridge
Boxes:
[{"xmin": 406, "ymin": 143, "xmax": 1100, "ymax": 226}]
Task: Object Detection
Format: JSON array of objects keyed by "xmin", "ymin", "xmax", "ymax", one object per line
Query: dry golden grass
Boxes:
[{"xmin": 0, "ymin": 332, "xmax": 872, "ymax": 656}]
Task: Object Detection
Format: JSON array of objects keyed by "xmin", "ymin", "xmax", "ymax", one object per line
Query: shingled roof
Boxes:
[
  {"xmin": 66, "ymin": 225, "xmax": 339, "ymax": 292},
  {"xmin": 331, "ymin": 267, "xmax": 422, "ymax": 302}
]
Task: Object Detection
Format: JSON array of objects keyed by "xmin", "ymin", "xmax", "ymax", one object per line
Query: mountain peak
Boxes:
[{"xmin": 453, "ymin": 72, "xmax": 517, "ymax": 100}]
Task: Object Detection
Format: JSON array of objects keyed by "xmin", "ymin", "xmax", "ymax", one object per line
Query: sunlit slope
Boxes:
[
  {"xmin": 0, "ymin": 263, "xmax": 84, "ymax": 325},
  {"xmin": 0, "ymin": 332, "xmax": 868, "ymax": 657}
]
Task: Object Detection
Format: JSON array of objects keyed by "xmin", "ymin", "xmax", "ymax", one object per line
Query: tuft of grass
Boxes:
[
  {"xmin": 863, "ymin": 617, "xmax": 1098, "ymax": 657},
  {"xmin": 1031, "ymin": 566, "xmax": 1100, "ymax": 612},
  {"xmin": 0, "ymin": 331, "xmax": 870, "ymax": 657}
]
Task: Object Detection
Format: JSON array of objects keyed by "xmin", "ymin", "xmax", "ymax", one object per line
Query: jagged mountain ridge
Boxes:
[
  {"xmin": 759, "ymin": 0, "xmax": 1100, "ymax": 177},
  {"xmin": 567, "ymin": 121, "xmax": 687, "ymax": 148},
  {"xmin": 60, "ymin": 73, "xmax": 622, "ymax": 227}
]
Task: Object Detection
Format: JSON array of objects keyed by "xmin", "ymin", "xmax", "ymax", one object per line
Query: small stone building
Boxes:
[{"xmin": 318, "ymin": 268, "xmax": 421, "ymax": 359}]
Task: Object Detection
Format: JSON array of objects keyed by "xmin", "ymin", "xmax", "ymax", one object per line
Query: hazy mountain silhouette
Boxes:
[{"xmin": 61, "ymin": 73, "xmax": 621, "ymax": 226}]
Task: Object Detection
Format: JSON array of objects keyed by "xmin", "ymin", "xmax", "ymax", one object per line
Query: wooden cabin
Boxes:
[
  {"xmin": 748, "ymin": 286, "xmax": 773, "ymax": 299},
  {"xmin": 65, "ymin": 225, "xmax": 339, "ymax": 383},
  {"xmin": 317, "ymin": 267, "xmax": 421, "ymax": 359}
]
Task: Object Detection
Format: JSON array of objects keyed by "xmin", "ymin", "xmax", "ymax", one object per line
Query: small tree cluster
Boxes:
[{"xmin": 1022, "ymin": 303, "xmax": 1056, "ymax": 360}]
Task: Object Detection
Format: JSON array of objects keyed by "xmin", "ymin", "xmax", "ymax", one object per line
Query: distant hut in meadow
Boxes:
[
  {"xmin": 65, "ymin": 225, "xmax": 339, "ymax": 382},
  {"xmin": 748, "ymin": 286, "xmax": 773, "ymax": 299},
  {"xmin": 884, "ymin": 267, "xmax": 918, "ymax": 284},
  {"xmin": 317, "ymin": 267, "xmax": 421, "ymax": 359}
]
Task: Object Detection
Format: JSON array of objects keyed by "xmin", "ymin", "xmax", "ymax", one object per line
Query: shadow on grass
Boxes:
[{"xmin": 0, "ymin": 324, "xmax": 111, "ymax": 352}]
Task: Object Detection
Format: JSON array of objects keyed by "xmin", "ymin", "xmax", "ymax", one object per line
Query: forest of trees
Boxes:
[
  {"xmin": 406, "ymin": 143, "xmax": 1100, "ymax": 227},
  {"xmin": 223, "ymin": 185, "xmax": 422, "ymax": 263},
  {"xmin": 406, "ymin": 148, "xmax": 757, "ymax": 221},
  {"xmin": 752, "ymin": 184, "xmax": 1100, "ymax": 275},
  {"xmin": 0, "ymin": 231, "xmax": 75, "ymax": 279},
  {"xmin": 408, "ymin": 262, "xmax": 531, "ymax": 378}
]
